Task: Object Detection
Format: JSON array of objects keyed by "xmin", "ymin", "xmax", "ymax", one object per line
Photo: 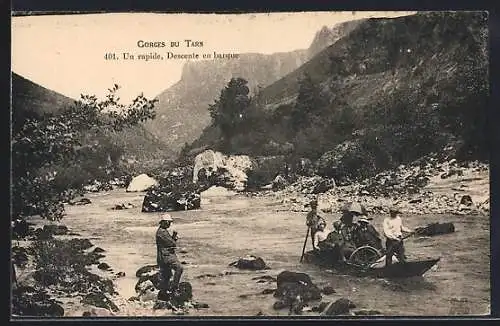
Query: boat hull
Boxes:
[{"xmin": 302, "ymin": 251, "xmax": 439, "ymax": 278}]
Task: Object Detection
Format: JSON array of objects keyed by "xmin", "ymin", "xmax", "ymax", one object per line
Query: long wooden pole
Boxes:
[{"xmin": 300, "ymin": 227, "xmax": 310, "ymax": 263}]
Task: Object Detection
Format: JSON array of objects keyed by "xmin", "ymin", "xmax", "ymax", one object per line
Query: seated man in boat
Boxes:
[
  {"xmin": 331, "ymin": 210, "xmax": 358, "ymax": 262},
  {"xmin": 353, "ymin": 216, "xmax": 383, "ymax": 251}
]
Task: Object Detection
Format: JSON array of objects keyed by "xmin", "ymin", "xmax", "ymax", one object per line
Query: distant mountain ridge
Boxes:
[{"xmin": 144, "ymin": 19, "xmax": 365, "ymax": 153}]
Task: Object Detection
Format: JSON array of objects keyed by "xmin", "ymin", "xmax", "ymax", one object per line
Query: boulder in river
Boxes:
[
  {"xmin": 135, "ymin": 272, "xmax": 162, "ymax": 293},
  {"xmin": 415, "ymin": 222, "xmax": 455, "ymax": 236},
  {"xmin": 31, "ymin": 228, "xmax": 54, "ymax": 241},
  {"xmin": 126, "ymin": 174, "xmax": 159, "ymax": 192},
  {"xmin": 158, "ymin": 282, "xmax": 193, "ymax": 305},
  {"xmin": 142, "ymin": 186, "xmax": 201, "ymax": 212},
  {"xmin": 193, "ymin": 150, "xmax": 254, "ymax": 191},
  {"xmin": 229, "ymin": 255, "xmax": 269, "ymax": 270},
  {"xmin": 274, "ymin": 271, "xmax": 322, "ymax": 303},
  {"xmin": 320, "ymin": 298, "xmax": 356, "ymax": 316},
  {"xmin": 111, "ymin": 203, "xmax": 136, "ymax": 210},
  {"xmin": 68, "ymin": 197, "xmax": 92, "ymax": 206},
  {"xmin": 201, "ymin": 185, "xmax": 236, "ymax": 198},
  {"xmin": 81, "ymin": 292, "xmax": 119, "ymax": 312},
  {"xmin": 93, "ymin": 247, "xmax": 106, "ymax": 254},
  {"xmin": 459, "ymin": 195, "xmax": 474, "ymax": 206},
  {"xmin": 42, "ymin": 224, "xmax": 69, "ymax": 236},
  {"xmin": 82, "ymin": 307, "xmax": 116, "ymax": 317},
  {"xmin": 321, "ymin": 286, "xmax": 336, "ymax": 295},
  {"xmin": 136, "ymin": 264, "xmax": 158, "ymax": 278},
  {"xmin": 97, "ymin": 263, "xmax": 111, "ymax": 271}
]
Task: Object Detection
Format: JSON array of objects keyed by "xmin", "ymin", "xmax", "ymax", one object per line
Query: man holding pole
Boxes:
[
  {"xmin": 383, "ymin": 206, "xmax": 412, "ymax": 267},
  {"xmin": 305, "ymin": 200, "xmax": 326, "ymax": 249}
]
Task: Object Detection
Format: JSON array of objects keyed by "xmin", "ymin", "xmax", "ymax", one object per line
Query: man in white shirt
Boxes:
[{"xmin": 383, "ymin": 206, "xmax": 412, "ymax": 267}]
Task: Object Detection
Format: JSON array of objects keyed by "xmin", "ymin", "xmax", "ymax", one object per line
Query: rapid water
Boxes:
[{"xmin": 58, "ymin": 189, "xmax": 490, "ymax": 316}]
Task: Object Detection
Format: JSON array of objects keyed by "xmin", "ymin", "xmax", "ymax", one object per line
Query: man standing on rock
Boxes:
[
  {"xmin": 156, "ymin": 213, "xmax": 184, "ymax": 292},
  {"xmin": 383, "ymin": 207, "xmax": 412, "ymax": 267},
  {"xmin": 306, "ymin": 200, "xmax": 326, "ymax": 249}
]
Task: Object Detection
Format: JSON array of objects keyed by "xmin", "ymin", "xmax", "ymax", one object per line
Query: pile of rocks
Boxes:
[
  {"xmin": 131, "ymin": 264, "xmax": 209, "ymax": 313},
  {"xmin": 142, "ymin": 167, "xmax": 202, "ymax": 213},
  {"xmin": 276, "ymin": 157, "xmax": 489, "ymax": 216}
]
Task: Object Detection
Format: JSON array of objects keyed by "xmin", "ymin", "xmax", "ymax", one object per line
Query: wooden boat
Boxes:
[{"xmin": 302, "ymin": 249, "xmax": 440, "ymax": 279}]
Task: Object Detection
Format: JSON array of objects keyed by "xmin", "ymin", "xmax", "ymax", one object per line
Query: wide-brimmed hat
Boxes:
[
  {"xmin": 341, "ymin": 202, "xmax": 367, "ymax": 215},
  {"xmin": 389, "ymin": 206, "xmax": 402, "ymax": 215},
  {"xmin": 159, "ymin": 213, "xmax": 173, "ymax": 223}
]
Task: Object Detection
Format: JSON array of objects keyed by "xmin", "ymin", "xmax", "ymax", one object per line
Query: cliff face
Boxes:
[{"xmin": 306, "ymin": 19, "xmax": 365, "ymax": 59}]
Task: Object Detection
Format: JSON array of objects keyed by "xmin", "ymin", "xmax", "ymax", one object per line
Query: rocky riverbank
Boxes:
[
  {"xmin": 12, "ymin": 224, "xmax": 120, "ymax": 317},
  {"xmin": 267, "ymin": 158, "xmax": 489, "ymax": 217}
]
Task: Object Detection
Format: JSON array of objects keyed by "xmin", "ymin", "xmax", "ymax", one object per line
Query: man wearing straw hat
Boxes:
[
  {"xmin": 156, "ymin": 213, "xmax": 183, "ymax": 292},
  {"xmin": 305, "ymin": 199, "xmax": 326, "ymax": 249}
]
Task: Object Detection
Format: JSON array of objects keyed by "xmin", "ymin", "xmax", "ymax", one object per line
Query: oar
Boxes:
[{"xmin": 299, "ymin": 227, "xmax": 310, "ymax": 263}]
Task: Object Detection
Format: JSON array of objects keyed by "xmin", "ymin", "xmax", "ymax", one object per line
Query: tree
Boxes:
[
  {"xmin": 208, "ymin": 78, "xmax": 251, "ymax": 151},
  {"xmin": 290, "ymin": 73, "xmax": 326, "ymax": 132},
  {"xmin": 12, "ymin": 85, "xmax": 157, "ymax": 221}
]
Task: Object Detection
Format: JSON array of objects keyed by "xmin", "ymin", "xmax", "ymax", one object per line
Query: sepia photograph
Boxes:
[{"xmin": 10, "ymin": 10, "xmax": 490, "ymax": 318}]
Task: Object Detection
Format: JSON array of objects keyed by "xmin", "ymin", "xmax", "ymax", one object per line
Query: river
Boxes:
[{"xmin": 57, "ymin": 189, "xmax": 490, "ymax": 316}]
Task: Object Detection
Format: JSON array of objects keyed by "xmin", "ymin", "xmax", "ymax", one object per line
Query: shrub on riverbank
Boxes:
[{"xmin": 12, "ymin": 237, "xmax": 118, "ymax": 316}]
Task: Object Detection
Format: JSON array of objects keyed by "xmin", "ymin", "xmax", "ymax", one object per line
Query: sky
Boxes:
[{"xmin": 12, "ymin": 11, "xmax": 415, "ymax": 103}]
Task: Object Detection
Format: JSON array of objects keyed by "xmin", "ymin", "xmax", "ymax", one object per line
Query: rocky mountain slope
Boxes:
[
  {"xmin": 144, "ymin": 19, "xmax": 364, "ymax": 154},
  {"xmin": 188, "ymin": 11, "xmax": 488, "ymax": 168},
  {"xmin": 12, "ymin": 73, "xmax": 75, "ymax": 129}
]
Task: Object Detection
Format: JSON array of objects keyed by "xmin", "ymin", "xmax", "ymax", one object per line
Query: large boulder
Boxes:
[
  {"xmin": 415, "ymin": 222, "xmax": 455, "ymax": 236},
  {"xmin": 81, "ymin": 292, "xmax": 119, "ymax": 312},
  {"xmin": 142, "ymin": 186, "xmax": 201, "ymax": 212},
  {"xmin": 193, "ymin": 150, "xmax": 226, "ymax": 183},
  {"xmin": 157, "ymin": 281, "xmax": 193, "ymax": 307},
  {"xmin": 200, "ymin": 186, "xmax": 236, "ymax": 198},
  {"xmin": 274, "ymin": 271, "xmax": 322, "ymax": 303},
  {"xmin": 229, "ymin": 255, "xmax": 269, "ymax": 270},
  {"xmin": 136, "ymin": 264, "xmax": 158, "ymax": 278},
  {"xmin": 126, "ymin": 174, "xmax": 159, "ymax": 192},
  {"xmin": 42, "ymin": 224, "xmax": 69, "ymax": 236},
  {"xmin": 193, "ymin": 150, "xmax": 254, "ymax": 191},
  {"xmin": 321, "ymin": 298, "xmax": 356, "ymax": 316},
  {"xmin": 82, "ymin": 307, "xmax": 116, "ymax": 317}
]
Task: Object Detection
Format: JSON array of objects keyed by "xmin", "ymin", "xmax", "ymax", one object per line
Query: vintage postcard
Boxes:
[{"xmin": 11, "ymin": 10, "xmax": 490, "ymax": 318}]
